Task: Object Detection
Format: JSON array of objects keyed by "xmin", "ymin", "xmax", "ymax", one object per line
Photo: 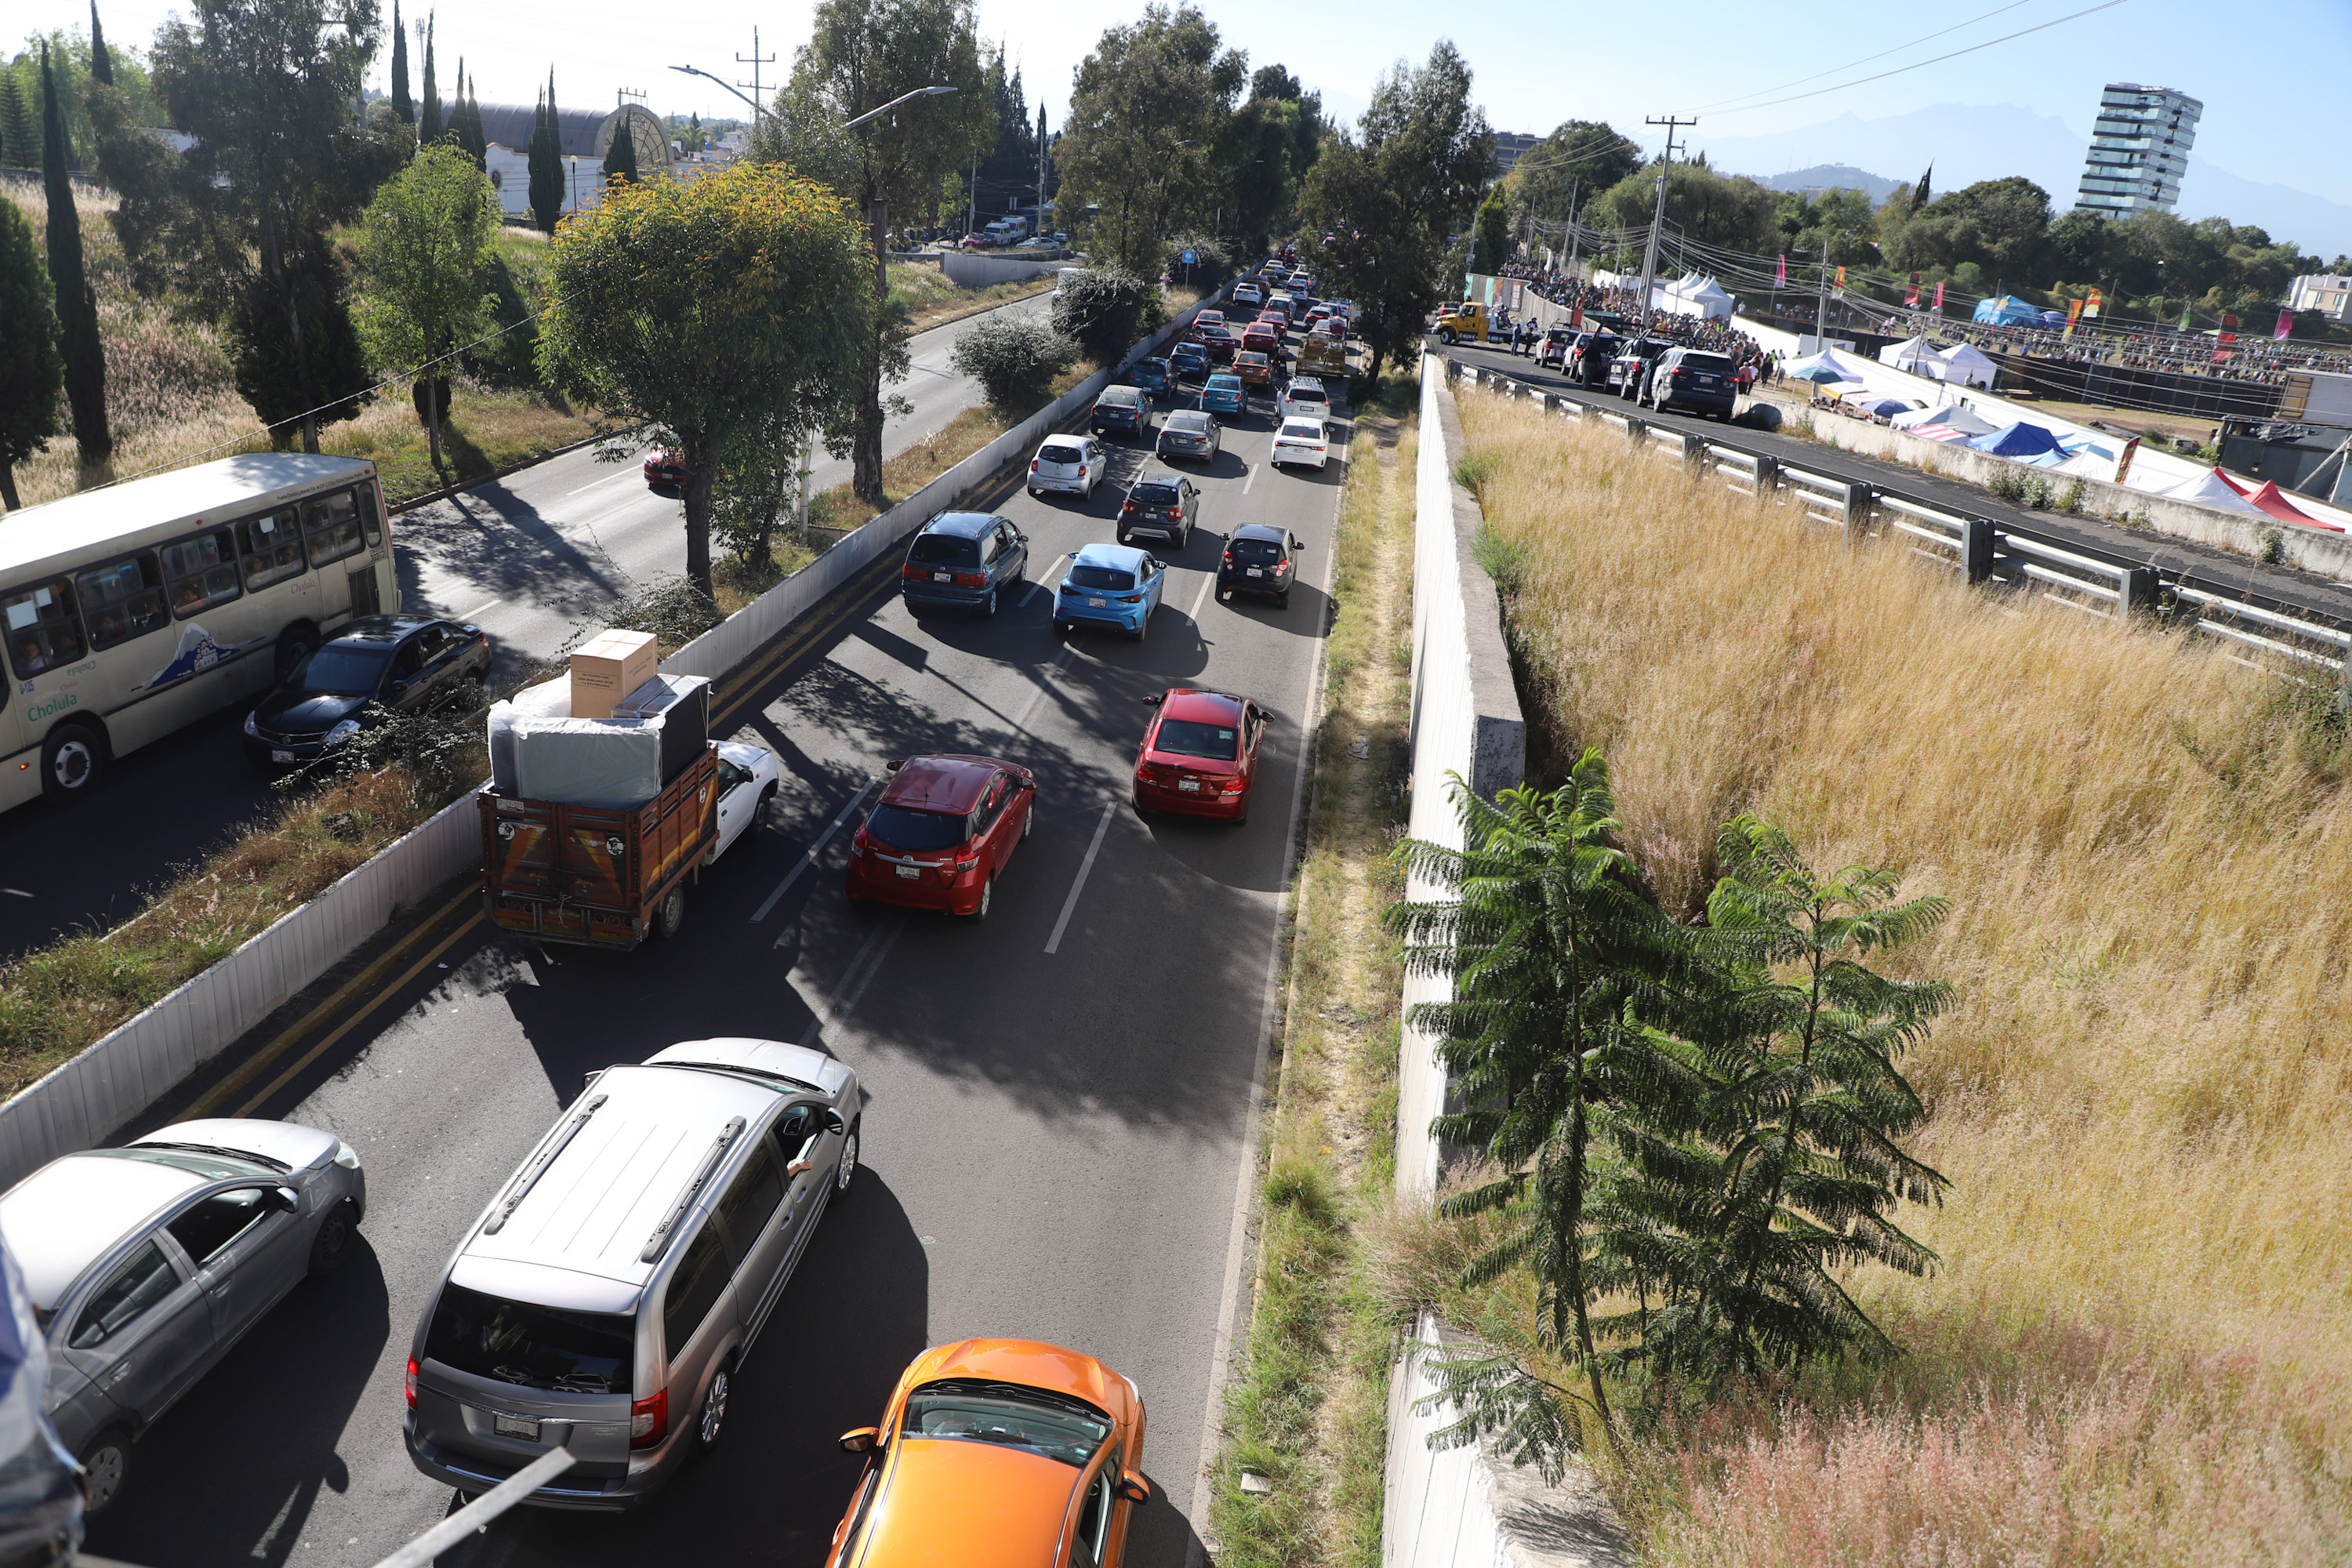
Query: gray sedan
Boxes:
[
  {"xmin": 0, "ymin": 1120, "xmax": 366, "ymax": 1515},
  {"xmin": 1156, "ymin": 408, "xmax": 1223, "ymax": 464}
]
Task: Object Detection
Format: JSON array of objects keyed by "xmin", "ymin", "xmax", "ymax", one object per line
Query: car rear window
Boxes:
[
  {"xmin": 1038, "ymin": 443, "xmax": 1085, "ymax": 464},
  {"xmin": 1207, "ymin": 376, "xmax": 1241, "ymax": 390},
  {"xmin": 1279, "ymin": 421, "xmax": 1324, "ymax": 440},
  {"xmin": 1154, "ymin": 717, "xmax": 1240, "ymax": 760},
  {"xmin": 908, "ymin": 534, "xmax": 980, "ymax": 566},
  {"xmin": 1100, "ymin": 387, "xmax": 1142, "ymax": 407},
  {"xmin": 866, "ymin": 804, "xmax": 971, "ymax": 851},
  {"xmin": 1677, "ymin": 353, "xmax": 1735, "ymax": 373},
  {"xmin": 1130, "ymin": 483, "xmax": 1180, "ymax": 506},
  {"xmin": 1167, "ymin": 413, "xmax": 1210, "ymax": 431},
  {"xmin": 1068, "ymin": 565, "xmax": 1136, "ymax": 591},
  {"xmin": 425, "ymin": 1283, "xmax": 635, "ymax": 1395},
  {"xmin": 1230, "ymin": 538, "xmax": 1281, "ymax": 561}
]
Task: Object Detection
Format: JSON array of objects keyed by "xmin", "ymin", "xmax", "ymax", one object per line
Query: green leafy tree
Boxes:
[
  {"xmin": 1296, "ymin": 41, "xmax": 1491, "ymax": 382},
  {"xmin": 1469, "ymin": 182, "xmax": 1509, "ymax": 274},
  {"xmin": 41, "ymin": 45, "xmax": 109, "ymax": 477},
  {"xmin": 528, "ymin": 75, "xmax": 564, "ymax": 234},
  {"xmin": 788, "ymin": 0, "xmax": 994, "ymax": 506},
  {"xmin": 1594, "ymin": 158, "xmax": 1779, "ymax": 263},
  {"xmin": 389, "ymin": 0, "xmax": 411, "ymax": 124},
  {"xmin": 1217, "ymin": 93, "xmax": 1302, "ymax": 256},
  {"xmin": 418, "ymin": 12, "xmax": 440, "ymax": 144},
  {"xmin": 1050, "ymin": 267, "xmax": 1151, "ymax": 365},
  {"xmin": 0, "ymin": 197, "xmax": 62, "ymax": 509},
  {"xmin": 601, "ymin": 107, "xmax": 638, "ymax": 187},
  {"xmin": 1055, "ymin": 4, "xmax": 1245, "ymax": 278},
  {"xmin": 356, "ymin": 142, "xmax": 495, "ymax": 471},
  {"xmin": 1508, "ymin": 120, "xmax": 1640, "ymax": 233},
  {"xmin": 1388, "ymin": 754, "xmax": 1697, "ymax": 1454},
  {"xmin": 539, "ymin": 162, "xmax": 875, "ymax": 597},
  {"xmin": 949, "ymin": 316, "xmax": 1076, "ymax": 416}
]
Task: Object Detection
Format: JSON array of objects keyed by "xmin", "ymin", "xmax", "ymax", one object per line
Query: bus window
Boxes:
[
  {"xmin": 159, "ymin": 530, "xmax": 243, "ymax": 618},
  {"xmin": 302, "ymin": 492, "xmax": 364, "ymax": 568},
  {"xmin": 358, "ymin": 483, "xmax": 385, "ymax": 548},
  {"xmin": 236, "ymin": 510, "xmax": 307, "ymax": 590},
  {"xmin": 4, "ymin": 579, "xmax": 88, "ymax": 681},
  {"xmin": 74, "ymin": 554, "xmax": 170, "ymax": 650}
]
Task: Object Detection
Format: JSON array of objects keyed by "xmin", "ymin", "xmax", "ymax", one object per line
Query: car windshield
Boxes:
[
  {"xmin": 1130, "ymin": 484, "xmax": 1180, "ymax": 506},
  {"xmin": 424, "ymin": 1283, "xmax": 635, "ymax": 1395},
  {"xmin": 1068, "ymin": 565, "xmax": 1136, "ymax": 591},
  {"xmin": 85, "ymin": 1145, "xmax": 280, "ymax": 1181},
  {"xmin": 1100, "ymin": 388, "xmax": 1142, "ymax": 408},
  {"xmin": 902, "ymin": 1380, "xmax": 1111, "ymax": 1468},
  {"xmin": 1154, "ymin": 717, "xmax": 1240, "ymax": 759},
  {"xmin": 908, "ymin": 535, "xmax": 980, "ymax": 566},
  {"xmin": 1038, "ymin": 443, "xmax": 1085, "ymax": 465},
  {"xmin": 290, "ymin": 644, "xmax": 390, "ymax": 696},
  {"xmin": 866, "ymin": 804, "xmax": 971, "ymax": 852}
]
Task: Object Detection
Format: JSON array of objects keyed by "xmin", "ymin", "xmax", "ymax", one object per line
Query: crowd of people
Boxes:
[{"xmin": 1480, "ymin": 266, "xmax": 1775, "ymax": 379}]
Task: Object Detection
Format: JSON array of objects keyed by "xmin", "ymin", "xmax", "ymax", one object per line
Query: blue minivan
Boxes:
[{"xmin": 902, "ymin": 511, "xmax": 1031, "ymax": 616}]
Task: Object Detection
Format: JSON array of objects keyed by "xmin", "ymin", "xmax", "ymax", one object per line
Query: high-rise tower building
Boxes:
[{"xmin": 2074, "ymin": 83, "xmax": 2201, "ymax": 219}]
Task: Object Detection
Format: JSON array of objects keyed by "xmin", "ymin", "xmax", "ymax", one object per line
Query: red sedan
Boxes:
[
  {"xmin": 1131, "ymin": 689, "xmax": 1266, "ymax": 823},
  {"xmin": 848, "ymin": 754, "xmax": 1036, "ymax": 921},
  {"xmin": 643, "ymin": 446, "xmax": 687, "ymax": 488}
]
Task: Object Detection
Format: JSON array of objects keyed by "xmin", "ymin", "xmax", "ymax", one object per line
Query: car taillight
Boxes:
[
  {"xmin": 1221, "ymin": 551, "xmax": 1233, "ymax": 565},
  {"xmin": 631, "ymin": 1389, "xmax": 668, "ymax": 1449},
  {"xmin": 1221, "ymin": 779, "xmax": 1246, "ymax": 794},
  {"xmin": 849, "ymin": 831, "xmax": 866, "ymax": 858},
  {"xmin": 953, "ymin": 571, "xmax": 989, "ymax": 586},
  {"xmin": 955, "ymin": 855, "xmax": 980, "ymax": 873},
  {"xmin": 405, "ymin": 1356, "xmax": 418, "ymax": 1409},
  {"xmin": 1116, "ymin": 593, "xmax": 1142, "ymax": 604},
  {"xmin": 902, "ymin": 563, "xmax": 924, "ymax": 579},
  {"xmin": 1122, "ymin": 500, "xmax": 1134, "ymax": 512},
  {"xmin": 1030, "ymin": 459, "xmax": 1040, "ymax": 470},
  {"xmin": 1168, "ymin": 508, "xmax": 1182, "ymax": 519},
  {"xmin": 1078, "ymin": 464, "xmax": 1087, "ymax": 476}
]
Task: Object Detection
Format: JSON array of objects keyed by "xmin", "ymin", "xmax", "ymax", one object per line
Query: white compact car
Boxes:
[
  {"xmin": 1028, "ymin": 436, "xmax": 1105, "ymax": 499},
  {"xmin": 1271, "ymin": 418, "xmax": 1330, "ymax": 470},
  {"xmin": 706, "ymin": 741, "xmax": 782, "ymax": 864}
]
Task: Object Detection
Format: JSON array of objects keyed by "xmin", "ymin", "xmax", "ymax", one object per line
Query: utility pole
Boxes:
[
  {"xmin": 1562, "ymin": 177, "xmax": 1582, "ymax": 289},
  {"xmin": 1813, "ymin": 231, "xmax": 1831, "ymax": 353},
  {"xmin": 1037, "ymin": 105, "xmax": 1048, "ymax": 238},
  {"xmin": 735, "ymin": 27, "xmax": 774, "ymax": 119},
  {"xmin": 1636, "ymin": 116, "xmax": 1695, "ymax": 341},
  {"xmin": 967, "ymin": 151, "xmax": 977, "ymax": 236}
]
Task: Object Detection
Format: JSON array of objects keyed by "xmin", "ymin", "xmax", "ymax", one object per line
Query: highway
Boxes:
[
  {"xmin": 82, "ymin": 364, "xmax": 1348, "ymax": 1568},
  {"xmin": 0, "ymin": 291, "xmax": 1054, "ymax": 962}
]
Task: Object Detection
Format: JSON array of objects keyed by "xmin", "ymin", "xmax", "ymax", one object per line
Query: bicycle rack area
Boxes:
[{"xmin": 1445, "ymin": 357, "xmax": 2352, "ymax": 701}]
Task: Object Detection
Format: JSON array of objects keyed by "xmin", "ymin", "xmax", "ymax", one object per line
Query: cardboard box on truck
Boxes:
[{"xmin": 568, "ymin": 629, "xmax": 659, "ymax": 719}]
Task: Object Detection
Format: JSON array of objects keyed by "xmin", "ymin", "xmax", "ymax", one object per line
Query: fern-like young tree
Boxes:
[
  {"xmin": 1386, "ymin": 753, "xmax": 1700, "ymax": 1462},
  {"xmin": 601, "ymin": 113, "xmax": 637, "ymax": 187}
]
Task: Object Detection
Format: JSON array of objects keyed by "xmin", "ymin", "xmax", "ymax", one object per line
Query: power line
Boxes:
[
  {"xmin": 1690, "ymin": 0, "xmax": 2038, "ymax": 114},
  {"xmin": 1708, "ymin": 0, "xmax": 2134, "ymax": 117}
]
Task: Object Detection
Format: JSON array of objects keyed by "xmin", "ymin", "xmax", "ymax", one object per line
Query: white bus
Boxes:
[{"xmin": 0, "ymin": 454, "xmax": 399, "ymax": 811}]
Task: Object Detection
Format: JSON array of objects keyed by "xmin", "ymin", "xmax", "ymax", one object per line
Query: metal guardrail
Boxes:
[{"xmin": 1448, "ymin": 357, "xmax": 2352, "ymax": 701}]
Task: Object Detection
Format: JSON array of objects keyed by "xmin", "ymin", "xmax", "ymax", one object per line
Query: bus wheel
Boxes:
[
  {"xmin": 275, "ymin": 623, "xmax": 320, "ymax": 683},
  {"xmin": 42, "ymin": 723, "xmax": 105, "ymax": 804}
]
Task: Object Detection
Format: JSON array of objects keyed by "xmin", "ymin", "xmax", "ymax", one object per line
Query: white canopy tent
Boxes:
[
  {"xmin": 1893, "ymin": 404, "xmax": 1998, "ymax": 436},
  {"xmin": 1938, "ymin": 343, "xmax": 1998, "ymax": 389},
  {"xmin": 2163, "ymin": 469, "xmax": 2269, "ymax": 517},
  {"xmin": 1658, "ymin": 275, "xmax": 1735, "ymax": 321},
  {"xmin": 1878, "ymin": 334, "xmax": 1944, "ymax": 376}
]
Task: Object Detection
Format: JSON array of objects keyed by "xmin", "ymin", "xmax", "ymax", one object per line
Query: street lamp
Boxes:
[
  {"xmin": 840, "ymin": 84, "xmax": 956, "ymax": 132},
  {"xmin": 666, "ymin": 63, "xmax": 768, "ymax": 122}
]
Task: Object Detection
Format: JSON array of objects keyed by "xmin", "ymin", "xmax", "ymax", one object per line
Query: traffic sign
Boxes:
[{"xmin": 1181, "ymin": 250, "xmax": 1196, "ymax": 265}]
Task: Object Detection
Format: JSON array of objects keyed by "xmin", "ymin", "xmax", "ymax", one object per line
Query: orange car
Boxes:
[
  {"xmin": 826, "ymin": 1339, "xmax": 1151, "ymax": 1568},
  {"xmin": 1234, "ymin": 350, "xmax": 1272, "ymax": 387}
]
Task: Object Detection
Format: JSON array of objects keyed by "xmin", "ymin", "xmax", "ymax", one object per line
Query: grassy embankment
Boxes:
[
  {"xmin": 1430, "ymin": 387, "xmax": 2351, "ymax": 1564},
  {"xmin": 1207, "ymin": 376, "xmax": 1420, "ymax": 1568}
]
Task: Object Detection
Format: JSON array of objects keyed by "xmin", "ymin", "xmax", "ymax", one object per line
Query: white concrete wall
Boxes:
[{"xmin": 942, "ymin": 252, "xmax": 1068, "ymax": 287}]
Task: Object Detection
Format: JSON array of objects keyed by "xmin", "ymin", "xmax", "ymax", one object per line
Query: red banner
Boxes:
[
  {"xmin": 1906, "ymin": 273, "xmax": 1920, "ymax": 307},
  {"xmin": 1775, "ymin": 255, "xmax": 1787, "ymax": 288},
  {"xmin": 1933, "ymin": 281, "xmax": 1944, "ymax": 312},
  {"xmin": 2277, "ymin": 308, "xmax": 2296, "ymax": 340}
]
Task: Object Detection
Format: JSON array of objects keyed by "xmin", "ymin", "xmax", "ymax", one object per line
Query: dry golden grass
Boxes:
[
  {"xmin": 889, "ymin": 262, "xmax": 1054, "ymax": 332},
  {"xmin": 1452, "ymin": 387, "xmax": 2352, "ymax": 1561}
]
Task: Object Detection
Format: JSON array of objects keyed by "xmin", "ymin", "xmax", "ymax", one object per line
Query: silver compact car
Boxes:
[
  {"xmin": 0, "ymin": 1120, "xmax": 367, "ymax": 1515},
  {"xmin": 405, "ymin": 1039, "xmax": 863, "ymax": 1510}
]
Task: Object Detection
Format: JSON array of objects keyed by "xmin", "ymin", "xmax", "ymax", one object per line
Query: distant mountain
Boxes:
[
  {"xmin": 2177, "ymin": 160, "xmax": 2352, "ymax": 260},
  {"xmin": 1759, "ymin": 165, "xmax": 1907, "ymax": 204}
]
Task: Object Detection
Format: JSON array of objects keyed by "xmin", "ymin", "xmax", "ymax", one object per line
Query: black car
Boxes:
[
  {"xmin": 1609, "ymin": 337, "xmax": 1675, "ymax": 400},
  {"xmin": 1131, "ymin": 357, "xmax": 1174, "ymax": 400},
  {"xmin": 1218, "ymin": 522, "xmax": 1303, "ymax": 608},
  {"xmin": 1091, "ymin": 384, "xmax": 1152, "ymax": 440},
  {"xmin": 1566, "ymin": 331, "xmax": 1621, "ymax": 388},
  {"xmin": 1646, "ymin": 347, "xmax": 1740, "ymax": 421},
  {"xmin": 1118, "ymin": 471, "xmax": 1201, "ymax": 548},
  {"xmin": 243, "ymin": 614, "xmax": 491, "ymax": 768}
]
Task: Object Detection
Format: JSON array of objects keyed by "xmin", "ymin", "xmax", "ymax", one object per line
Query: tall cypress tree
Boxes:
[
  {"xmin": 601, "ymin": 107, "xmax": 638, "ymax": 187},
  {"xmin": 88, "ymin": 4, "xmax": 114, "ymax": 87},
  {"xmin": 528, "ymin": 74, "xmax": 564, "ymax": 234},
  {"xmin": 419, "ymin": 13, "xmax": 441, "ymax": 143},
  {"xmin": 0, "ymin": 76, "xmax": 34, "ymax": 170},
  {"xmin": 390, "ymin": 0, "xmax": 412, "ymax": 125},
  {"xmin": 39, "ymin": 45, "xmax": 109, "ymax": 475},
  {"xmin": 0, "ymin": 197, "xmax": 63, "ymax": 510}
]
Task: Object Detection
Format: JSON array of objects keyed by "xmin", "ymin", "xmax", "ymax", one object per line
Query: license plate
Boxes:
[
  {"xmin": 272, "ymin": 750, "xmax": 293, "ymax": 764},
  {"xmin": 1178, "ymin": 779, "xmax": 1203, "ymax": 793},
  {"xmin": 895, "ymin": 864, "xmax": 920, "ymax": 880},
  {"xmin": 1089, "ymin": 597, "xmax": 1107, "ymax": 607},
  {"xmin": 1247, "ymin": 568, "xmax": 1263, "ymax": 577},
  {"xmin": 492, "ymin": 1412, "xmax": 539, "ymax": 1439},
  {"xmin": 932, "ymin": 572, "xmax": 951, "ymax": 583}
]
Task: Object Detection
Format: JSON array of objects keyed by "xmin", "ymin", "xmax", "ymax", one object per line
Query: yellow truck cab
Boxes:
[
  {"xmin": 1298, "ymin": 332, "xmax": 1348, "ymax": 376},
  {"xmin": 1432, "ymin": 300, "xmax": 1497, "ymax": 344}
]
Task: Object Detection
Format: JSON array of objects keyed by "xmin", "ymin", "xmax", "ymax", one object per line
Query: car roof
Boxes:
[
  {"xmin": 456, "ymin": 1062, "xmax": 789, "ymax": 1295},
  {"xmin": 0, "ymin": 1156, "xmax": 205, "ymax": 1311},
  {"xmin": 1162, "ymin": 688, "xmax": 1244, "ymax": 724},
  {"xmin": 1232, "ymin": 522, "xmax": 1288, "ymax": 544},
  {"xmin": 1073, "ymin": 541, "xmax": 1151, "ymax": 572},
  {"xmin": 330, "ymin": 613, "xmax": 438, "ymax": 645},
  {"xmin": 1128, "ymin": 471, "xmax": 1181, "ymax": 489},
  {"xmin": 921, "ymin": 511, "xmax": 1001, "ymax": 539},
  {"xmin": 880, "ymin": 754, "xmax": 1005, "ymax": 815}
]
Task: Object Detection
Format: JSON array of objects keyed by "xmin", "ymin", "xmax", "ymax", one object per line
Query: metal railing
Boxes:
[{"xmin": 1449, "ymin": 356, "xmax": 2352, "ymax": 701}]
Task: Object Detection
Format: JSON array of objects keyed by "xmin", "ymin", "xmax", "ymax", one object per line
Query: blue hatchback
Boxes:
[
  {"xmin": 1131, "ymin": 357, "xmax": 1174, "ymax": 399},
  {"xmin": 1200, "ymin": 372, "xmax": 1247, "ymax": 419},
  {"xmin": 902, "ymin": 510, "xmax": 1030, "ymax": 616},
  {"xmin": 1054, "ymin": 542, "xmax": 1167, "ymax": 641},
  {"xmin": 1171, "ymin": 342, "xmax": 1210, "ymax": 379}
]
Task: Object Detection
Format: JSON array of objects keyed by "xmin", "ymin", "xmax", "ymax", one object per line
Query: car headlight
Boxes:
[
  {"xmin": 325, "ymin": 719, "xmax": 362, "ymax": 747},
  {"xmin": 332, "ymin": 1141, "xmax": 361, "ymax": 1170},
  {"xmin": 243, "ymin": 711, "xmax": 260, "ymax": 737}
]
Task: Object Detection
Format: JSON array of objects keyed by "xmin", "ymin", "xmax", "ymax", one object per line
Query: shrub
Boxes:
[
  {"xmin": 948, "ymin": 317, "xmax": 1080, "ymax": 417},
  {"xmin": 2020, "ymin": 474, "xmax": 2054, "ymax": 510},
  {"xmin": 2258, "ymin": 526, "xmax": 2285, "ymax": 564},
  {"xmin": 1051, "ymin": 267, "xmax": 1151, "ymax": 367},
  {"xmin": 1986, "ymin": 466, "xmax": 2026, "ymax": 503},
  {"xmin": 2057, "ymin": 478, "xmax": 2085, "ymax": 514},
  {"xmin": 1163, "ymin": 233, "xmax": 1230, "ymax": 289}
]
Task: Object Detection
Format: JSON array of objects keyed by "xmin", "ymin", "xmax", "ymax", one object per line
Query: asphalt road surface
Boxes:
[
  {"xmin": 0, "ymin": 292, "xmax": 1056, "ymax": 961},
  {"xmin": 85, "ymin": 367, "xmax": 1349, "ymax": 1568}
]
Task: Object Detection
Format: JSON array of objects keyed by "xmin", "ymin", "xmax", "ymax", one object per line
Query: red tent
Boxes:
[{"xmin": 2214, "ymin": 469, "xmax": 2342, "ymax": 531}]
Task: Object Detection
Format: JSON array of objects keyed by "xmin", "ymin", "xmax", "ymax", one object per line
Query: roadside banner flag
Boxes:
[
  {"xmin": 1906, "ymin": 273, "xmax": 1920, "ymax": 307},
  {"xmin": 2085, "ymin": 287, "xmax": 2103, "ymax": 318},
  {"xmin": 1834, "ymin": 265, "xmax": 1847, "ymax": 297},
  {"xmin": 2114, "ymin": 436, "xmax": 2140, "ymax": 488},
  {"xmin": 1932, "ymin": 281, "xmax": 1944, "ymax": 312},
  {"xmin": 2277, "ymin": 308, "xmax": 2296, "ymax": 340},
  {"xmin": 2180, "ymin": 299, "xmax": 2195, "ymax": 330},
  {"xmin": 2216, "ymin": 314, "xmax": 2238, "ymax": 363},
  {"xmin": 1776, "ymin": 254, "xmax": 1788, "ymax": 287},
  {"xmin": 2064, "ymin": 296, "xmax": 2083, "ymax": 339}
]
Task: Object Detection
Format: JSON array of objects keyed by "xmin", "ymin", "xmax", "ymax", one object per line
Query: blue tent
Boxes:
[
  {"xmin": 1971, "ymin": 295, "xmax": 2042, "ymax": 326},
  {"xmin": 1969, "ymin": 420, "xmax": 2063, "ymax": 458}
]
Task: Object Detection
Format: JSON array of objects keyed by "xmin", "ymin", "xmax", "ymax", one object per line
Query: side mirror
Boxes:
[
  {"xmin": 822, "ymin": 1108, "xmax": 848, "ymax": 1136},
  {"xmin": 1290, "ymin": 535, "xmax": 1305, "ymax": 550},
  {"xmin": 884, "ymin": 758, "xmax": 903, "ymax": 772},
  {"xmin": 269, "ymin": 1186, "xmax": 300, "ymax": 1213},
  {"xmin": 1141, "ymin": 693, "xmax": 1164, "ymax": 706},
  {"xmin": 1117, "ymin": 1472, "xmax": 1152, "ymax": 1505},
  {"xmin": 582, "ymin": 1069, "xmax": 605, "ymax": 1097},
  {"xmin": 838, "ymin": 1427, "xmax": 879, "ymax": 1455}
]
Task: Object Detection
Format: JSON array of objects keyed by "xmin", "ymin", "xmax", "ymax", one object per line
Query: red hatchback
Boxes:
[
  {"xmin": 1132, "ymin": 689, "xmax": 1266, "ymax": 823},
  {"xmin": 848, "ymin": 755, "xmax": 1036, "ymax": 921}
]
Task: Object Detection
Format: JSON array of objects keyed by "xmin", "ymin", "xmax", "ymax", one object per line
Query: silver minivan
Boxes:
[{"xmin": 403, "ymin": 1038, "xmax": 863, "ymax": 1509}]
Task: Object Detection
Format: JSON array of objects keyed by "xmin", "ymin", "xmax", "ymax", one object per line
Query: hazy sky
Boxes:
[{"xmin": 29, "ymin": 0, "xmax": 2352, "ymax": 202}]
